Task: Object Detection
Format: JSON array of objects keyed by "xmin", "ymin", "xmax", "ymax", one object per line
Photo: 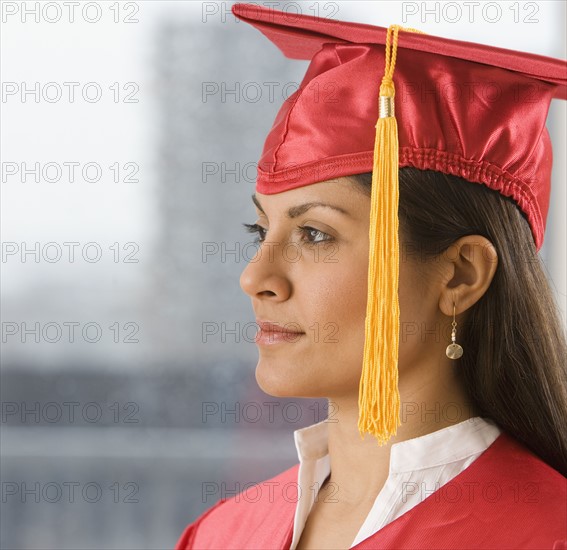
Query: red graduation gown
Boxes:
[{"xmin": 175, "ymin": 433, "xmax": 567, "ymax": 549}]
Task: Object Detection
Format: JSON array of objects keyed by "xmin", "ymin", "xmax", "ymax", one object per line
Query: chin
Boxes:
[{"xmin": 255, "ymin": 358, "xmax": 324, "ymax": 399}]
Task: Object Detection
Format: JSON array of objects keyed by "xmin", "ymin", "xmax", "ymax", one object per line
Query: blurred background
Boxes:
[{"xmin": 1, "ymin": 1, "xmax": 565, "ymax": 548}]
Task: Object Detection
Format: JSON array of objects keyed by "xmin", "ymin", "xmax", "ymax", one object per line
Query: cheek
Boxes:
[
  {"xmin": 255, "ymin": 249, "xmax": 369, "ymax": 398},
  {"xmin": 302, "ymin": 252, "xmax": 369, "ymax": 387},
  {"xmin": 397, "ymin": 260, "xmax": 435, "ymax": 370}
]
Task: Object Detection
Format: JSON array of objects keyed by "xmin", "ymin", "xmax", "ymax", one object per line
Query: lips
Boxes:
[
  {"xmin": 256, "ymin": 320, "xmax": 304, "ymax": 334},
  {"xmin": 255, "ymin": 319, "xmax": 305, "ymax": 345}
]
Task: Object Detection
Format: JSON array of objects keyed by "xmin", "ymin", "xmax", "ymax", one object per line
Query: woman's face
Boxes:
[{"xmin": 240, "ymin": 177, "xmax": 432, "ymax": 401}]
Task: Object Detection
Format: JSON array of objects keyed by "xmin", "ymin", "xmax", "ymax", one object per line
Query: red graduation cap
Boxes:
[{"xmin": 232, "ymin": 3, "xmax": 567, "ymax": 443}]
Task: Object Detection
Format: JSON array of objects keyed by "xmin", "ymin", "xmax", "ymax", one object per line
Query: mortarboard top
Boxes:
[
  {"xmin": 231, "ymin": 3, "xmax": 567, "ymax": 444},
  {"xmin": 233, "ymin": 3, "xmax": 567, "ymax": 96}
]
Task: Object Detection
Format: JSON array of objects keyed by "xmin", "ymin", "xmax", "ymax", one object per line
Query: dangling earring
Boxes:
[{"xmin": 446, "ymin": 303, "xmax": 464, "ymax": 359}]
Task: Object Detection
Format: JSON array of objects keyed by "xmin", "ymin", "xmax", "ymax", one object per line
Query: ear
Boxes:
[{"xmin": 438, "ymin": 235, "xmax": 499, "ymax": 317}]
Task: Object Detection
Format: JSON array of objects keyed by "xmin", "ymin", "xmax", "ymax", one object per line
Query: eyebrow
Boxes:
[{"xmin": 251, "ymin": 194, "xmax": 351, "ymax": 218}]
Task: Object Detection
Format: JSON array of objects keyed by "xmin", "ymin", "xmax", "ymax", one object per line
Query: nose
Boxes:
[{"xmin": 240, "ymin": 242, "xmax": 292, "ymax": 302}]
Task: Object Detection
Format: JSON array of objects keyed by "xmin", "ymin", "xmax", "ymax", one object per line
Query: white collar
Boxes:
[{"xmin": 293, "ymin": 416, "xmax": 501, "ymax": 474}]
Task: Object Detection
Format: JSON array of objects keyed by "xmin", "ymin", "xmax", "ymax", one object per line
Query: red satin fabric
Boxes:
[
  {"xmin": 231, "ymin": 4, "xmax": 567, "ymax": 251},
  {"xmin": 232, "ymin": 3, "xmax": 567, "ymax": 95},
  {"xmin": 174, "ymin": 433, "xmax": 567, "ymax": 549}
]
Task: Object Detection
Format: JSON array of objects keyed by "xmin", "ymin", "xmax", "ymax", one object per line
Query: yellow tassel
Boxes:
[{"xmin": 358, "ymin": 25, "xmax": 423, "ymax": 445}]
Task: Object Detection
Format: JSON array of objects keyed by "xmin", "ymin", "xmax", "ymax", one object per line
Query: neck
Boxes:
[{"xmin": 324, "ymin": 365, "xmax": 476, "ymax": 504}]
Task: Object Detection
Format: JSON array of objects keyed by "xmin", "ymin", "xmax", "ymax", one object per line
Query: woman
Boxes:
[{"xmin": 176, "ymin": 4, "xmax": 567, "ymax": 549}]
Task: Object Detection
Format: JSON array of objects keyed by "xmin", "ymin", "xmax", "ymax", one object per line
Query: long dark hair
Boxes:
[{"xmin": 353, "ymin": 167, "xmax": 567, "ymax": 477}]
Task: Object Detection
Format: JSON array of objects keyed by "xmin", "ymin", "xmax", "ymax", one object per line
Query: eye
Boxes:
[
  {"xmin": 242, "ymin": 223, "xmax": 333, "ymax": 245},
  {"xmin": 243, "ymin": 222, "xmax": 267, "ymax": 244},
  {"xmin": 298, "ymin": 226, "xmax": 333, "ymax": 244}
]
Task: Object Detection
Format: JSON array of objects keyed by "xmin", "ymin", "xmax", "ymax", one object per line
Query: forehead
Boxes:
[{"xmin": 254, "ymin": 176, "xmax": 368, "ymax": 208}]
